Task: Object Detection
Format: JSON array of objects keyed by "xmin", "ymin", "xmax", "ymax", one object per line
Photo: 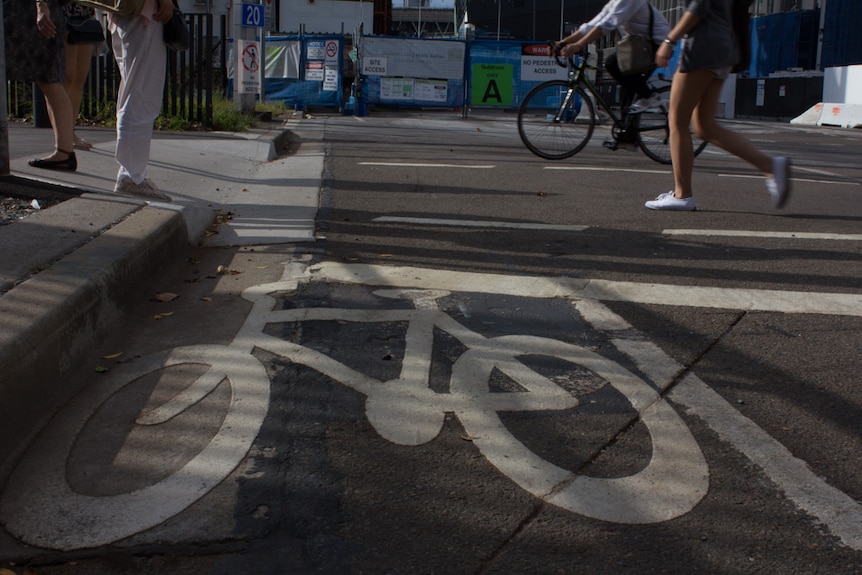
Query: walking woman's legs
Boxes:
[
  {"xmin": 668, "ymin": 70, "xmax": 713, "ymax": 199},
  {"xmin": 692, "ymin": 78, "xmax": 773, "ymax": 177}
]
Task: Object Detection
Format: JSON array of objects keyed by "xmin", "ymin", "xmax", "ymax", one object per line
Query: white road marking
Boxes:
[
  {"xmin": 795, "ymin": 165, "xmax": 862, "ymax": 180},
  {"xmin": 372, "ymin": 216, "xmax": 588, "ymax": 231},
  {"xmin": 313, "ymin": 262, "xmax": 862, "ymax": 317},
  {"xmin": 718, "ymin": 173, "xmax": 860, "ymax": 186},
  {"xmin": 670, "ymin": 372, "xmax": 862, "ymax": 551},
  {"xmin": 359, "ymin": 162, "xmax": 495, "ymax": 169},
  {"xmin": 608, "ymin": 327, "xmax": 862, "ymax": 551},
  {"xmin": 544, "ymin": 166, "xmax": 670, "ymax": 174},
  {"xmin": 313, "ymin": 262, "xmax": 862, "ymax": 549},
  {"xmin": 663, "ymin": 229, "xmax": 862, "ymax": 241},
  {"xmin": 4, "ymin": 261, "xmax": 860, "ymax": 548},
  {"xmin": 0, "ymin": 345, "xmax": 271, "ymax": 550}
]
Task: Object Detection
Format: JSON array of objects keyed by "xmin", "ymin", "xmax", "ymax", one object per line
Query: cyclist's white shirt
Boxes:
[{"xmin": 577, "ymin": 0, "xmax": 671, "ymax": 44}]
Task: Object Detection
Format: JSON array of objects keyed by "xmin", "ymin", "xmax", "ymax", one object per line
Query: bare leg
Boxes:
[
  {"xmin": 692, "ymin": 78, "xmax": 773, "ymax": 177},
  {"xmin": 36, "ymin": 81, "xmax": 75, "ymax": 158},
  {"xmin": 668, "ymin": 70, "xmax": 714, "ymax": 199},
  {"xmin": 65, "ymin": 42, "xmax": 94, "ymax": 149}
]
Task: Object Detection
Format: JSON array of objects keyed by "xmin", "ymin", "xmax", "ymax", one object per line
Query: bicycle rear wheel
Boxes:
[
  {"xmin": 635, "ymin": 86, "xmax": 708, "ymax": 165},
  {"xmin": 518, "ymin": 80, "xmax": 596, "ymax": 160}
]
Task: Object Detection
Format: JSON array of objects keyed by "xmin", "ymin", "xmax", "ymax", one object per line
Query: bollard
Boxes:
[{"xmin": 32, "ymin": 84, "xmax": 51, "ymax": 129}]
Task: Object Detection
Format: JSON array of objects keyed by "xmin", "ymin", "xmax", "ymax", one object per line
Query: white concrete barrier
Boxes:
[{"xmin": 791, "ymin": 102, "xmax": 862, "ymax": 128}]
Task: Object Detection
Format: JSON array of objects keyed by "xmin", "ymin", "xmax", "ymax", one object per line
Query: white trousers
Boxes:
[{"xmin": 111, "ymin": 15, "xmax": 166, "ymax": 185}]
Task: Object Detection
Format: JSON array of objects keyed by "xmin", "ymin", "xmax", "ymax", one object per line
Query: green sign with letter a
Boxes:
[{"xmin": 471, "ymin": 64, "xmax": 513, "ymax": 107}]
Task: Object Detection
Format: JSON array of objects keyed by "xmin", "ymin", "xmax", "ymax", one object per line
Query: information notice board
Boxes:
[{"xmin": 359, "ymin": 37, "xmax": 466, "ymax": 107}]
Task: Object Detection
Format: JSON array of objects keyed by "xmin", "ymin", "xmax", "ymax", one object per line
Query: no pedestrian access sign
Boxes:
[{"xmin": 238, "ymin": 40, "xmax": 261, "ymax": 94}]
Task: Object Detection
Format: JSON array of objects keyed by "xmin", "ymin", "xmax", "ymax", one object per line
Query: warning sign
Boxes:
[
  {"xmin": 520, "ymin": 44, "xmax": 567, "ymax": 82},
  {"xmin": 471, "ymin": 63, "xmax": 513, "ymax": 107},
  {"xmin": 305, "ymin": 60, "xmax": 324, "ymax": 82},
  {"xmin": 238, "ymin": 39, "xmax": 260, "ymax": 94}
]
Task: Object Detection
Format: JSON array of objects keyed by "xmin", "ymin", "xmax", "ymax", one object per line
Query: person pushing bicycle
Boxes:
[{"xmin": 554, "ymin": 0, "xmax": 671, "ymax": 150}]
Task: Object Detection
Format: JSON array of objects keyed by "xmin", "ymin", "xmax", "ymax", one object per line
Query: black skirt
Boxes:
[{"xmin": 3, "ymin": 0, "xmax": 67, "ymax": 83}]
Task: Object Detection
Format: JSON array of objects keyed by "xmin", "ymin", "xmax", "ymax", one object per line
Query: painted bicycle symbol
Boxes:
[{"xmin": 0, "ymin": 267, "xmax": 708, "ymax": 550}]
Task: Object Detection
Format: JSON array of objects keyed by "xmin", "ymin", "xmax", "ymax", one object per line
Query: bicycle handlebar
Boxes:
[{"xmin": 548, "ymin": 41, "xmax": 587, "ymax": 69}]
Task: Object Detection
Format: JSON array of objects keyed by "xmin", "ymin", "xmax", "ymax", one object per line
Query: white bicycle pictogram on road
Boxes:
[{"xmin": 0, "ymin": 269, "xmax": 708, "ymax": 550}]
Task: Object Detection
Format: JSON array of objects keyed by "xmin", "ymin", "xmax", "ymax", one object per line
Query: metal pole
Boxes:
[
  {"xmin": 560, "ymin": 0, "xmax": 564, "ymax": 39},
  {"xmin": 232, "ymin": 0, "xmax": 256, "ymax": 112},
  {"xmin": 259, "ymin": 0, "xmax": 265, "ymax": 100},
  {"xmin": 815, "ymin": 0, "xmax": 826, "ymax": 71},
  {"xmin": 0, "ymin": 0, "xmax": 10, "ymax": 175},
  {"xmin": 496, "ymin": 0, "xmax": 501, "ymax": 40},
  {"xmin": 532, "ymin": 0, "xmax": 536, "ymax": 40}
]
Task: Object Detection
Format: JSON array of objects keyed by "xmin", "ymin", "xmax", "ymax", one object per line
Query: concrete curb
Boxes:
[
  {"xmin": 0, "ymin": 197, "xmax": 190, "ymax": 471},
  {"xmin": 0, "ymin": 191, "xmax": 146, "ymax": 293},
  {"xmin": 0, "ymin": 126, "xmax": 302, "ymax": 473}
]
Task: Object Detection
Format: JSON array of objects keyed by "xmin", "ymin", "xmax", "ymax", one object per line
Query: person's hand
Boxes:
[
  {"xmin": 655, "ymin": 42, "xmax": 673, "ymax": 68},
  {"xmin": 560, "ymin": 41, "xmax": 584, "ymax": 58},
  {"xmin": 154, "ymin": 0, "xmax": 174, "ymax": 23},
  {"xmin": 36, "ymin": 2, "xmax": 57, "ymax": 39}
]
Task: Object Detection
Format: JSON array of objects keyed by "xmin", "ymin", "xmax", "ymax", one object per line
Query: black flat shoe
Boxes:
[{"xmin": 28, "ymin": 150, "xmax": 77, "ymax": 171}]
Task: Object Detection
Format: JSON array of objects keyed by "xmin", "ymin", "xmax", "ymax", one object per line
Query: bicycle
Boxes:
[
  {"xmin": 517, "ymin": 45, "xmax": 707, "ymax": 164},
  {"xmin": 0, "ymin": 263, "xmax": 708, "ymax": 550}
]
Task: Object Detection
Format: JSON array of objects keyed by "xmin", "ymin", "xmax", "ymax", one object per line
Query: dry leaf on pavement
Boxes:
[
  {"xmin": 216, "ymin": 265, "xmax": 241, "ymax": 275},
  {"xmin": 154, "ymin": 292, "xmax": 179, "ymax": 302}
]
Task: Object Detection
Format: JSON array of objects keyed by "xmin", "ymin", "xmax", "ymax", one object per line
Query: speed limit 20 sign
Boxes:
[{"xmin": 241, "ymin": 3, "xmax": 265, "ymax": 28}]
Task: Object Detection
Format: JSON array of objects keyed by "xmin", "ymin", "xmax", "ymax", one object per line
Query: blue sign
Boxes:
[{"xmin": 241, "ymin": 3, "xmax": 265, "ymax": 28}]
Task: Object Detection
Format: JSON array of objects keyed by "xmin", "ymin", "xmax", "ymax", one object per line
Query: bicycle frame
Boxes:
[{"xmin": 554, "ymin": 51, "xmax": 624, "ymax": 130}]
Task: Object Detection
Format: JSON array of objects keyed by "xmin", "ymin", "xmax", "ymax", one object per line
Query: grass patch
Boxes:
[{"xmin": 154, "ymin": 95, "xmax": 288, "ymax": 132}]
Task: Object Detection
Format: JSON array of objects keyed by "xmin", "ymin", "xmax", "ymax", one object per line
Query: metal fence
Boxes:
[{"xmin": 8, "ymin": 13, "xmax": 226, "ymax": 129}]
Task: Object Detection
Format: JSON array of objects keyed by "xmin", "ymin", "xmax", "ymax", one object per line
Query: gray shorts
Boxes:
[{"xmin": 711, "ymin": 66, "xmax": 733, "ymax": 80}]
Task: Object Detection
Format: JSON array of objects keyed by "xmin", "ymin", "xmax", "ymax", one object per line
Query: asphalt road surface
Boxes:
[{"xmin": 1, "ymin": 112, "xmax": 860, "ymax": 574}]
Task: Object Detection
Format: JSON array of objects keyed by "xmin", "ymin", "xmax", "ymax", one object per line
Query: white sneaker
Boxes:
[
  {"xmin": 115, "ymin": 177, "xmax": 172, "ymax": 202},
  {"xmin": 765, "ymin": 156, "xmax": 790, "ymax": 208},
  {"xmin": 628, "ymin": 93, "xmax": 663, "ymax": 114},
  {"xmin": 645, "ymin": 191, "xmax": 696, "ymax": 211}
]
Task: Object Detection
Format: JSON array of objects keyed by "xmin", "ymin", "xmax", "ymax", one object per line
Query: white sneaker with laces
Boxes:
[
  {"xmin": 645, "ymin": 191, "xmax": 696, "ymax": 211},
  {"xmin": 765, "ymin": 156, "xmax": 791, "ymax": 208},
  {"xmin": 628, "ymin": 93, "xmax": 663, "ymax": 114},
  {"xmin": 115, "ymin": 177, "xmax": 172, "ymax": 202}
]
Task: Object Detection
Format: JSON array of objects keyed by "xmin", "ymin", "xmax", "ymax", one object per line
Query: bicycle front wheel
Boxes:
[
  {"xmin": 0, "ymin": 344, "xmax": 271, "ymax": 550},
  {"xmin": 518, "ymin": 80, "xmax": 596, "ymax": 160},
  {"xmin": 635, "ymin": 86, "xmax": 708, "ymax": 165}
]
